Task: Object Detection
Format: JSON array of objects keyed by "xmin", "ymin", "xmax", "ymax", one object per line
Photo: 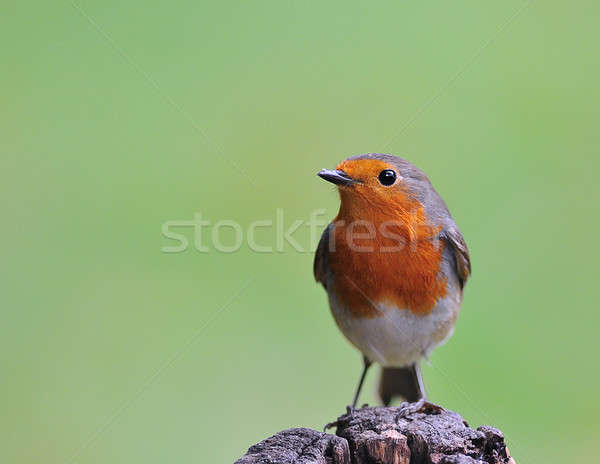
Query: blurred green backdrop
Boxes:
[{"xmin": 2, "ymin": 1, "xmax": 599, "ymax": 463}]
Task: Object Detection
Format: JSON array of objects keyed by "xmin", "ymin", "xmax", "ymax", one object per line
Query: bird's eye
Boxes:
[{"xmin": 377, "ymin": 169, "xmax": 397, "ymax": 186}]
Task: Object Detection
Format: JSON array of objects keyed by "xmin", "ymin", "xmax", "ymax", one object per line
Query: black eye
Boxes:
[{"xmin": 378, "ymin": 169, "xmax": 397, "ymax": 186}]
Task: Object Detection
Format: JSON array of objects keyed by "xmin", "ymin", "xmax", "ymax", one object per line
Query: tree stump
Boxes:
[{"xmin": 235, "ymin": 404, "xmax": 516, "ymax": 464}]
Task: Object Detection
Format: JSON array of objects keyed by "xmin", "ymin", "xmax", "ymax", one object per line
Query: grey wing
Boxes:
[
  {"xmin": 313, "ymin": 223, "xmax": 332, "ymax": 289},
  {"xmin": 441, "ymin": 224, "xmax": 471, "ymax": 289},
  {"xmin": 419, "ymin": 182, "xmax": 471, "ymax": 289}
]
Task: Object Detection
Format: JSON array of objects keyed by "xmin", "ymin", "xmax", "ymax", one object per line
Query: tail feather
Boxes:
[{"xmin": 378, "ymin": 363, "xmax": 426, "ymax": 405}]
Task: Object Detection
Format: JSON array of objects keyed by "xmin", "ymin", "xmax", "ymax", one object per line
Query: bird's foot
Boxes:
[
  {"xmin": 395, "ymin": 399, "xmax": 444, "ymax": 422},
  {"xmin": 323, "ymin": 404, "xmax": 369, "ymax": 431},
  {"xmin": 323, "ymin": 419, "xmax": 338, "ymax": 431}
]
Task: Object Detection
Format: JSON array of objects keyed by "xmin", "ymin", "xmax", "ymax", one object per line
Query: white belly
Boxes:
[{"xmin": 328, "ymin": 290, "xmax": 461, "ymax": 367}]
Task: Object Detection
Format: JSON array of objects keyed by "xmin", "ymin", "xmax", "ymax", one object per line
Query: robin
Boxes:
[{"xmin": 314, "ymin": 153, "xmax": 470, "ymax": 412}]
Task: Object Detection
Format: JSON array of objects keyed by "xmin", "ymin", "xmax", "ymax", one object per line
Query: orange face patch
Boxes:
[{"xmin": 327, "ymin": 159, "xmax": 447, "ymax": 318}]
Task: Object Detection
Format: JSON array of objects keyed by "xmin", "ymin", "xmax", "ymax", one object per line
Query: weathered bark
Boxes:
[
  {"xmin": 235, "ymin": 404, "xmax": 515, "ymax": 464},
  {"xmin": 235, "ymin": 428, "xmax": 350, "ymax": 464}
]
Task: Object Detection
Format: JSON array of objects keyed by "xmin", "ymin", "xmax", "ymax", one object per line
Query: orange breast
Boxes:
[{"xmin": 328, "ymin": 188, "xmax": 447, "ymax": 318}]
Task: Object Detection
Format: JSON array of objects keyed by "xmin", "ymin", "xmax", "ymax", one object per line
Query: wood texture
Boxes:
[{"xmin": 235, "ymin": 404, "xmax": 515, "ymax": 464}]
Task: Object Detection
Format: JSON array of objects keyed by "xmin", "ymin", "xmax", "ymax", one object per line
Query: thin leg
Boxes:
[
  {"xmin": 413, "ymin": 362, "xmax": 427, "ymax": 400},
  {"xmin": 379, "ymin": 363, "xmax": 425, "ymax": 405},
  {"xmin": 351, "ymin": 355, "xmax": 372, "ymax": 409},
  {"xmin": 395, "ymin": 363, "xmax": 444, "ymax": 421}
]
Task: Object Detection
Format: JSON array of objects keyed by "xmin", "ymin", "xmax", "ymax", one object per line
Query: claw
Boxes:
[
  {"xmin": 395, "ymin": 399, "xmax": 444, "ymax": 422},
  {"xmin": 323, "ymin": 419, "xmax": 338, "ymax": 431},
  {"xmin": 323, "ymin": 404, "xmax": 360, "ymax": 431}
]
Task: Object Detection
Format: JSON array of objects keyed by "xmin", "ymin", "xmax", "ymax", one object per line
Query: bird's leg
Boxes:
[
  {"xmin": 395, "ymin": 363, "xmax": 443, "ymax": 421},
  {"xmin": 414, "ymin": 360, "xmax": 426, "ymax": 400},
  {"xmin": 350, "ymin": 355, "xmax": 372, "ymax": 410},
  {"xmin": 324, "ymin": 355, "xmax": 372, "ymax": 431}
]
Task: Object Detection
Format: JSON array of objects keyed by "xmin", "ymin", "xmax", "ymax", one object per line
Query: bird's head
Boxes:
[{"xmin": 318, "ymin": 154, "xmax": 435, "ymax": 220}]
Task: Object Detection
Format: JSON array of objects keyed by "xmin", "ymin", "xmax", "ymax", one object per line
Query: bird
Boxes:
[{"xmin": 314, "ymin": 153, "xmax": 470, "ymax": 412}]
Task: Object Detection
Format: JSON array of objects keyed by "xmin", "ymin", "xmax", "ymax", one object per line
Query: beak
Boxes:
[{"xmin": 317, "ymin": 169, "xmax": 358, "ymax": 186}]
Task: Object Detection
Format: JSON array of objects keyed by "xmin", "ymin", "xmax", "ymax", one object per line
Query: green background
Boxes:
[{"xmin": 2, "ymin": 1, "xmax": 599, "ymax": 463}]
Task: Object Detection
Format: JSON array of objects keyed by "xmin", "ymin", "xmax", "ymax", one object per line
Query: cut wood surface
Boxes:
[{"xmin": 235, "ymin": 404, "xmax": 515, "ymax": 464}]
